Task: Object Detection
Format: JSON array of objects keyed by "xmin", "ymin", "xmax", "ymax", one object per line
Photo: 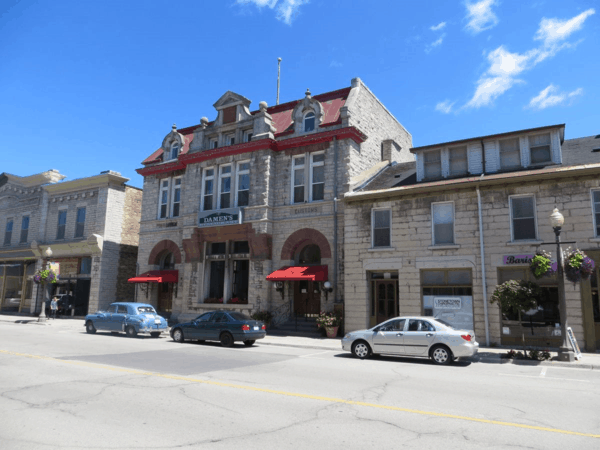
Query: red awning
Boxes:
[
  {"xmin": 128, "ymin": 270, "xmax": 178, "ymax": 284},
  {"xmin": 266, "ymin": 266, "xmax": 328, "ymax": 282}
]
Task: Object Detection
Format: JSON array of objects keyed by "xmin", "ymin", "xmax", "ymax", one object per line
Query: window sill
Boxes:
[
  {"xmin": 589, "ymin": 238, "xmax": 600, "ymax": 243},
  {"xmin": 505, "ymin": 240, "xmax": 543, "ymax": 246},
  {"xmin": 428, "ymin": 244, "xmax": 460, "ymax": 250},
  {"xmin": 368, "ymin": 247, "xmax": 396, "ymax": 252}
]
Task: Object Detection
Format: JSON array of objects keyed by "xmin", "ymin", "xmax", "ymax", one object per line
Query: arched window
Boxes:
[
  {"xmin": 298, "ymin": 244, "xmax": 321, "ymax": 265},
  {"xmin": 303, "ymin": 112, "xmax": 315, "ymax": 132},
  {"xmin": 170, "ymin": 143, "xmax": 179, "ymax": 160},
  {"xmin": 160, "ymin": 252, "xmax": 175, "ymax": 270}
]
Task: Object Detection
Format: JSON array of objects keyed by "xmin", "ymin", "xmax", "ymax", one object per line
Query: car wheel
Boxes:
[
  {"xmin": 172, "ymin": 328, "xmax": 184, "ymax": 343},
  {"xmin": 126, "ymin": 326, "xmax": 138, "ymax": 338},
  {"xmin": 430, "ymin": 345, "xmax": 453, "ymax": 365},
  {"xmin": 85, "ymin": 321, "xmax": 96, "ymax": 334},
  {"xmin": 220, "ymin": 332, "xmax": 234, "ymax": 347},
  {"xmin": 352, "ymin": 341, "xmax": 371, "ymax": 359},
  {"xmin": 150, "ymin": 332, "xmax": 161, "ymax": 338},
  {"xmin": 243, "ymin": 340, "xmax": 255, "ymax": 347}
]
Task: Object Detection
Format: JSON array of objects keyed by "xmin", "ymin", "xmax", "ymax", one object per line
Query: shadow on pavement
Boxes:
[{"xmin": 333, "ymin": 352, "xmax": 472, "ymax": 367}]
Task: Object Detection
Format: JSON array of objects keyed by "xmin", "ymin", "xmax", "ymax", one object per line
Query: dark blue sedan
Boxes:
[{"xmin": 170, "ymin": 311, "xmax": 266, "ymax": 347}]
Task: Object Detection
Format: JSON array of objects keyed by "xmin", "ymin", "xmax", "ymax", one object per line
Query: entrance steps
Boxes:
[{"xmin": 268, "ymin": 317, "xmax": 323, "ymax": 338}]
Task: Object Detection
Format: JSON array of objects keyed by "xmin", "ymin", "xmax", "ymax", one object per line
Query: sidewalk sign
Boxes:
[{"xmin": 567, "ymin": 327, "xmax": 582, "ymax": 360}]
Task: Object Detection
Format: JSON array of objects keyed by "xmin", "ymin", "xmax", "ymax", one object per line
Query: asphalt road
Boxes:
[{"xmin": 0, "ymin": 321, "xmax": 598, "ymax": 449}]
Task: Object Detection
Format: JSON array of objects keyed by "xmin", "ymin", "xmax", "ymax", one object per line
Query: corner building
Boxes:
[{"xmin": 134, "ymin": 78, "xmax": 412, "ymax": 324}]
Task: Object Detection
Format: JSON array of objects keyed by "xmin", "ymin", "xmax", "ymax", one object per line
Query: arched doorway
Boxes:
[
  {"xmin": 294, "ymin": 244, "xmax": 322, "ymax": 317},
  {"xmin": 157, "ymin": 251, "xmax": 175, "ymax": 313}
]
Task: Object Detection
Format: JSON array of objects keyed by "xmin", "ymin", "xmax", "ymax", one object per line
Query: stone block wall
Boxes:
[{"xmin": 44, "ymin": 190, "xmax": 100, "ymax": 243}]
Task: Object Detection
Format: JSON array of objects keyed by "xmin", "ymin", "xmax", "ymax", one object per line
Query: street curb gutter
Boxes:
[{"xmin": 466, "ymin": 356, "xmax": 597, "ymax": 370}]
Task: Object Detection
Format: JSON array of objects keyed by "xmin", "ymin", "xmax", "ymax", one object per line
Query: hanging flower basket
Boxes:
[
  {"xmin": 564, "ymin": 248, "xmax": 595, "ymax": 283},
  {"xmin": 33, "ymin": 269, "xmax": 59, "ymax": 285},
  {"xmin": 529, "ymin": 250, "xmax": 555, "ymax": 279}
]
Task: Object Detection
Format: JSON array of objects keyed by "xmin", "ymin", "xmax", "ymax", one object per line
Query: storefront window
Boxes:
[
  {"xmin": 79, "ymin": 257, "xmax": 92, "ymax": 275},
  {"xmin": 421, "ymin": 269, "xmax": 472, "ymax": 298},
  {"xmin": 205, "ymin": 241, "xmax": 250, "ymax": 304}
]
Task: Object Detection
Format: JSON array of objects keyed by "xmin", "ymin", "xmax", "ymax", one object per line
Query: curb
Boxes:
[{"xmin": 466, "ymin": 355, "xmax": 597, "ymax": 370}]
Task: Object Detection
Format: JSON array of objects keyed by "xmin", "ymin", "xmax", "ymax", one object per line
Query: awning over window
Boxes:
[
  {"xmin": 266, "ymin": 266, "xmax": 328, "ymax": 282},
  {"xmin": 128, "ymin": 270, "xmax": 178, "ymax": 284}
]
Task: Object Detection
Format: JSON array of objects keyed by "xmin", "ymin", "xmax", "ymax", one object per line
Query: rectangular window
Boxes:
[
  {"xmin": 219, "ymin": 165, "xmax": 232, "ymax": 209},
  {"xmin": 209, "ymin": 261, "xmax": 225, "ymax": 299},
  {"xmin": 293, "ymin": 156, "xmax": 305, "ymax": 203},
  {"xmin": 236, "ymin": 162, "xmax": 250, "ymax": 207},
  {"xmin": 500, "ymin": 138, "xmax": 520, "ymax": 169},
  {"xmin": 232, "ymin": 241, "xmax": 250, "ymax": 254},
  {"xmin": 510, "ymin": 195, "xmax": 537, "ymax": 241},
  {"xmin": 171, "ymin": 178, "xmax": 181, "ymax": 217},
  {"xmin": 244, "ymin": 131, "xmax": 253, "ymax": 142},
  {"xmin": 203, "ymin": 168, "xmax": 214, "ymax": 211},
  {"xmin": 432, "ymin": 202, "xmax": 454, "ymax": 245},
  {"xmin": 310, "ymin": 153, "xmax": 325, "ymax": 201},
  {"xmin": 56, "ymin": 211, "xmax": 67, "ymax": 240},
  {"xmin": 223, "ymin": 106, "xmax": 236, "ymax": 124},
  {"xmin": 210, "ymin": 139, "xmax": 218, "ymax": 149},
  {"xmin": 449, "ymin": 146, "xmax": 468, "ymax": 177},
  {"xmin": 529, "ymin": 133, "xmax": 551, "ymax": 164},
  {"xmin": 372, "ymin": 209, "xmax": 391, "ymax": 248},
  {"xmin": 79, "ymin": 257, "xmax": 92, "ymax": 275},
  {"xmin": 423, "ymin": 150, "xmax": 441, "ymax": 179},
  {"xmin": 159, "ymin": 179, "xmax": 170, "ymax": 219},
  {"xmin": 4, "ymin": 219, "xmax": 13, "ymax": 246},
  {"xmin": 421, "ymin": 269, "xmax": 473, "ymax": 301},
  {"xmin": 593, "ymin": 190, "xmax": 600, "ymax": 237},
  {"xmin": 226, "ymin": 135, "xmax": 235, "ymax": 146},
  {"xmin": 20, "ymin": 216, "xmax": 29, "ymax": 244},
  {"xmin": 232, "ymin": 259, "xmax": 249, "ymax": 302},
  {"xmin": 75, "ymin": 208, "xmax": 86, "ymax": 238}
]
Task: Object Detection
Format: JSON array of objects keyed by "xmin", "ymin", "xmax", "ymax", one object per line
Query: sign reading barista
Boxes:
[{"xmin": 198, "ymin": 207, "xmax": 242, "ymax": 228}]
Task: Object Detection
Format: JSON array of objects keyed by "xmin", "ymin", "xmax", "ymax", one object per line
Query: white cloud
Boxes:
[
  {"xmin": 465, "ymin": 9, "xmax": 594, "ymax": 109},
  {"xmin": 527, "ymin": 84, "xmax": 583, "ymax": 110},
  {"xmin": 235, "ymin": 0, "xmax": 309, "ymax": 25},
  {"xmin": 425, "ymin": 33, "xmax": 446, "ymax": 53},
  {"xmin": 435, "ymin": 100, "xmax": 455, "ymax": 114},
  {"xmin": 430, "ymin": 21, "xmax": 446, "ymax": 31},
  {"xmin": 465, "ymin": 0, "xmax": 499, "ymax": 34}
]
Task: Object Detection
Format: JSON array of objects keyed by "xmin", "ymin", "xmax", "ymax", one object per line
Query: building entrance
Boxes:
[
  {"xmin": 369, "ymin": 273, "xmax": 399, "ymax": 327},
  {"xmin": 293, "ymin": 280, "xmax": 320, "ymax": 316}
]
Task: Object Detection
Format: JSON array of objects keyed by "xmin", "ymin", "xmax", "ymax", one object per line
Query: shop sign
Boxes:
[
  {"xmin": 502, "ymin": 254, "xmax": 558, "ymax": 271},
  {"xmin": 434, "ymin": 297, "xmax": 461, "ymax": 310},
  {"xmin": 197, "ymin": 208, "xmax": 242, "ymax": 228},
  {"xmin": 567, "ymin": 327, "xmax": 582, "ymax": 360}
]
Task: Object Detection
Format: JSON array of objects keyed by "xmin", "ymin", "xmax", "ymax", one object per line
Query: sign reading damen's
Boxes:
[{"xmin": 198, "ymin": 207, "xmax": 242, "ymax": 228}]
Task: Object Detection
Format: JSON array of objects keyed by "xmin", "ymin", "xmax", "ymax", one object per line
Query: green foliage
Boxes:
[
  {"xmin": 490, "ymin": 280, "xmax": 543, "ymax": 316},
  {"xmin": 251, "ymin": 310, "xmax": 273, "ymax": 325},
  {"xmin": 316, "ymin": 310, "xmax": 342, "ymax": 328},
  {"xmin": 529, "ymin": 250, "xmax": 553, "ymax": 279}
]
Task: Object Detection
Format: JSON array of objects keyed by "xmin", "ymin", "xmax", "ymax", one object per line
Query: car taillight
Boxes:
[
  {"xmin": 242, "ymin": 324, "xmax": 250, "ymax": 331},
  {"xmin": 261, "ymin": 324, "xmax": 266, "ymax": 330},
  {"xmin": 461, "ymin": 335, "xmax": 471, "ymax": 342}
]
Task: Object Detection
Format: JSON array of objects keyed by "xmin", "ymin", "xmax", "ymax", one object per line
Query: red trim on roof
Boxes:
[
  {"xmin": 266, "ymin": 265, "xmax": 328, "ymax": 282},
  {"xmin": 179, "ymin": 139, "xmax": 278, "ymax": 165},
  {"xmin": 276, "ymin": 127, "xmax": 366, "ymax": 151},
  {"xmin": 136, "ymin": 161, "xmax": 185, "ymax": 177},
  {"xmin": 128, "ymin": 270, "xmax": 179, "ymax": 284}
]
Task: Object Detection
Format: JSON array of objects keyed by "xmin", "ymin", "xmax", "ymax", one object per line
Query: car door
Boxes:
[
  {"xmin": 403, "ymin": 319, "xmax": 437, "ymax": 356},
  {"xmin": 372, "ymin": 319, "xmax": 406, "ymax": 355},
  {"xmin": 190, "ymin": 312, "xmax": 214, "ymax": 339},
  {"xmin": 95, "ymin": 304, "xmax": 117, "ymax": 331},
  {"xmin": 206, "ymin": 312, "xmax": 228, "ymax": 340}
]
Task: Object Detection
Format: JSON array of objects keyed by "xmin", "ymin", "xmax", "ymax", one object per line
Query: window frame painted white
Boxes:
[
  {"xmin": 158, "ymin": 178, "xmax": 171, "ymax": 219},
  {"xmin": 170, "ymin": 177, "xmax": 182, "ymax": 218},
  {"xmin": 371, "ymin": 208, "xmax": 392, "ymax": 249},
  {"xmin": 169, "ymin": 142, "xmax": 179, "ymax": 160},
  {"xmin": 235, "ymin": 160, "xmax": 250, "ymax": 207},
  {"xmin": 309, "ymin": 151, "xmax": 325, "ymax": 202},
  {"xmin": 431, "ymin": 201, "xmax": 455, "ymax": 245},
  {"xmin": 528, "ymin": 133, "xmax": 552, "ymax": 165},
  {"xmin": 509, "ymin": 194, "xmax": 538, "ymax": 242},
  {"xmin": 225, "ymin": 134, "xmax": 236, "ymax": 146},
  {"xmin": 218, "ymin": 164, "xmax": 233, "ymax": 209},
  {"xmin": 201, "ymin": 167, "xmax": 215, "ymax": 211},
  {"xmin": 303, "ymin": 111, "xmax": 315, "ymax": 132},
  {"xmin": 448, "ymin": 146, "xmax": 468, "ymax": 177},
  {"xmin": 499, "ymin": 137, "xmax": 521, "ymax": 170},
  {"xmin": 291, "ymin": 155, "xmax": 306, "ymax": 204},
  {"xmin": 591, "ymin": 188, "xmax": 600, "ymax": 238},
  {"xmin": 423, "ymin": 149, "xmax": 442, "ymax": 179},
  {"xmin": 244, "ymin": 130, "xmax": 253, "ymax": 143},
  {"xmin": 210, "ymin": 138, "xmax": 218, "ymax": 149}
]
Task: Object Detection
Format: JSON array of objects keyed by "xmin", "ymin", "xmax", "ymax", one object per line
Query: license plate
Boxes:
[
  {"xmin": 253, "ymin": 326, "xmax": 259, "ymax": 330},
  {"xmin": 155, "ymin": 319, "xmax": 161, "ymax": 324}
]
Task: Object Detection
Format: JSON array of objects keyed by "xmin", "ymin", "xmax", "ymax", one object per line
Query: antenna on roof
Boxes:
[{"xmin": 276, "ymin": 57, "xmax": 282, "ymax": 105}]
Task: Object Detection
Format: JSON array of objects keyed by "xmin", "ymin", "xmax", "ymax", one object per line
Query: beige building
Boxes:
[
  {"xmin": 344, "ymin": 125, "xmax": 600, "ymax": 352},
  {"xmin": 133, "ymin": 78, "xmax": 412, "ymax": 326},
  {"xmin": 0, "ymin": 170, "xmax": 142, "ymax": 315}
]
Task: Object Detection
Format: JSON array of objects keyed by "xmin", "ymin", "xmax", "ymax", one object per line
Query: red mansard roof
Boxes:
[{"xmin": 141, "ymin": 87, "xmax": 351, "ymax": 166}]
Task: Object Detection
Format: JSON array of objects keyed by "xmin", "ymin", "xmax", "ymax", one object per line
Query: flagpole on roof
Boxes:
[{"xmin": 276, "ymin": 57, "xmax": 282, "ymax": 105}]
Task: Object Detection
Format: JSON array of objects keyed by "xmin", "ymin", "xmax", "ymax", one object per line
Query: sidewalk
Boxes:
[{"xmin": 1, "ymin": 313, "xmax": 598, "ymax": 369}]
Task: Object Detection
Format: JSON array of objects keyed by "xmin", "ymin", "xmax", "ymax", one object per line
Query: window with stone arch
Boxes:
[
  {"xmin": 160, "ymin": 252, "xmax": 175, "ymax": 270},
  {"xmin": 303, "ymin": 112, "xmax": 315, "ymax": 132},
  {"xmin": 297, "ymin": 244, "xmax": 321, "ymax": 265}
]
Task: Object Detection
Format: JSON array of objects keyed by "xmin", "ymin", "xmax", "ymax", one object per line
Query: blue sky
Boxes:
[{"xmin": 1, "ymin": 0, "xmax": 598, "ymax": 188}]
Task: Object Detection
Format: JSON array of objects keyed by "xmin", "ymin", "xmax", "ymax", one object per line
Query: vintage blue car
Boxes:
[{"xmin": 84, "ymin": 302, "xmax": 168, "ymax": 338}]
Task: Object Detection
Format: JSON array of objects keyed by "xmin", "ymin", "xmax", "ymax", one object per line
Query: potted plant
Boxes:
[
  {"xmin": 529, "ymin": 250, "xmax": 554, "ymax": 279},
  {"xmin": 229, "ymin": 297, "xmax": 248, "ymax": 304},
  {"xmin": 490, "ymin": 280, "xmax": 543, "ymax": 357},
  {"xmin": 251, "ymin": 310, "xmax": 273, "ymax": 328},
  {"xmin": 316, "ymin": 310, "xmax": 343, "ymax": 338},
  {"xmin": 564, "ymin": 248, "xmax": 595, "ymax": 283}
]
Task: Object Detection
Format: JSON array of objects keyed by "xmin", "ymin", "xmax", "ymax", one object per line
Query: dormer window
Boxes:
[
  {"xmin": 210, "ymin": 139, "xmax": 218, "ymax": 149},
  {"xmin": 529, "ymin": 133, "xmax": 551, "ymax": 164},
  {"xmin": 226, "ymin": 135, "xmax": 235, "ymax": 146},
  {"xmin": 423, "ymin": 150, "xmax": 441, "ymax": 179},
  {"xmin": 499, "ymin": 138, "xmax": 520, "ymax": 170},
  {"xmin": 244, "ymin": 130, "xmax": 253, "ymax": 143},
  {"xmin": 169, "ymin": 143, "xmax": 179, "ymax": 160},
  {"xmin": 304, "ymin": 112, "xmax": 315, "ymax": 132},
  {"xmin": 449, "ymin": 146, "xmax": 468, "ymax": 177}
]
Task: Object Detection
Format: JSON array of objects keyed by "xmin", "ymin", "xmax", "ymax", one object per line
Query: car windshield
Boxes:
[
  {"xmin": 433, "ymin": 319, "xmax": 456, "ymax": 330},
  {"xmin": 228, "ymin": 312, "xmax": 250, "ymax": 321},
  {"xmin": 137, "ymin": 307, "xmax": 156, "ymax": 314}
]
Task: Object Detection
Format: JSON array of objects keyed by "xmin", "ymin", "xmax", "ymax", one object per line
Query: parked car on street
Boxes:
[
  {"xmin": 170, "ymin": 311, "xmax": 266, "ymax": 347},
  {"xmin": 341, "ymin": 316, "xmax": 479, "ymax": 365},
  {"xmin": 85, "ymin": 302, "xmax": 168, "ymax": 338}
]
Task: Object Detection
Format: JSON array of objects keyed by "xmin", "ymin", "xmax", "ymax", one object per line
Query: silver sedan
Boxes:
[{"xmin": 341, "ymin": 316, "xmax": 479, "ymax": 365}]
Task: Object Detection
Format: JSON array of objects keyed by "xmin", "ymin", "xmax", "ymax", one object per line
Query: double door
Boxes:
[{"xmin": 294, "ymin": 280, "xmax": 320, "ymax": 316}]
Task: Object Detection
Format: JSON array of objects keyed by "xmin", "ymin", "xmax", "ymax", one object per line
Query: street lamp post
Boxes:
[
  {"xmin": 37, "ymin": 246, "xmax": 53, "ymax": 323},
  {"xmin": 549, "ymin": 208, "xmax": 575, "ymax": 362}
]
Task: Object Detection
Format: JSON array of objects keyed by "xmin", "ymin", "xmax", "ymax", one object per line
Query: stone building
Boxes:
[
  {"xmin": 343, "ymin": 124, "xmax": 600, "ymax": 351},
  {"xmin": 0, "ymin": 170, "xmax": 142, "ymax": 315},
  {"xmin": 133, "ymin": 78, "xmax": 412, "ymax": 325}
]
